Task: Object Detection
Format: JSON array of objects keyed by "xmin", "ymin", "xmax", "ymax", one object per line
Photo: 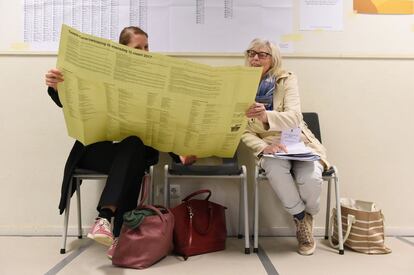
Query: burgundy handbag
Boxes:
[
  {"xmin": 170, "ymin": 189, "xmax": 227, "ymax": 259},
  {"xmin": 112, "ymin": 175, "xmax": 174, "ymax": 269}
]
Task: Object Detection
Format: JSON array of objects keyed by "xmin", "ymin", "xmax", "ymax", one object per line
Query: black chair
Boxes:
[
  {"xmin": 253, "ymin": 112, "xmax": 344, "ymax": 254},
  {"xmin": 163, "ymin": 155, "xmax": 250, "ymax": 254}
]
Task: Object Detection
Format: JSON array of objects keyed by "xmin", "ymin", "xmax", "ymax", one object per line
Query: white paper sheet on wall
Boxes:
[
  {"xmin": 22, "ymin": 0, "xmax": 293, "ymax": 53},
  {"xmin": 299, "ymin": 0, "xmax": 343, "ymax": 31}
]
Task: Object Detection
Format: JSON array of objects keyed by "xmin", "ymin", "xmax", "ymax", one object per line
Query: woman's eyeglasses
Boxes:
[{"xmin": 246, "ymin": 50, "xmax": 271, "ymax": 59}]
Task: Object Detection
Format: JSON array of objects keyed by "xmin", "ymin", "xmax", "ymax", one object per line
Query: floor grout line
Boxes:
[
  {"xmin": 256, "ymin": 244, "xmax": 279, "ymax": 275},
  {"xmin": 396, "ymin": 236, "xmax": 414, "ymax": 247},
  {"xmin": 44, "ymin": 239, "xmax": 93, "ymax": 275}
]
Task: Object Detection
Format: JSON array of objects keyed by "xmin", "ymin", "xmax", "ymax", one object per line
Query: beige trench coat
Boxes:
[{"xmin": 241, "ymin": 71, "xmax": 329, "ymax": 168}]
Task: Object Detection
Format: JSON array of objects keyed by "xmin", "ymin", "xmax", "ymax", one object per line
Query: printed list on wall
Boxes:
[{"xmin": 23, "ymin": 0, "xmax": 293, "ymax": 53}]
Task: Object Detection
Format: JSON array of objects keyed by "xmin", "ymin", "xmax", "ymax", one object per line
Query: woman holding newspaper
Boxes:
[
  {"xmin": 242, "ymin": 39, "xmax": 329, "ymax": 256},
  {"xmin": 45, "ymin": 26, "xmax": 195, "ymax": 259}
]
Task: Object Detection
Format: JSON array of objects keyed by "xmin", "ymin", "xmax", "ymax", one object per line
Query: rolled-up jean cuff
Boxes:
[{"xmin": 285, "ymin": 201, "xmax": 306, "ymax": 216}]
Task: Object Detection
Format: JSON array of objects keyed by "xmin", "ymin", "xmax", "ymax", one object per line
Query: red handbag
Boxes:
[
  {"xmin": 112, "ymin": 175, "xmax": 174, "ymax": 269},
  {"xmin": 170, "ymin": 189, "xmax": 227, "ymax": 259}
]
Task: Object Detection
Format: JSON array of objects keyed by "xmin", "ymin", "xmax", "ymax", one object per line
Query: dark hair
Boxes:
[{"xmin": 118, "ymin": 26, "xmax": 148, "ymax": 45}]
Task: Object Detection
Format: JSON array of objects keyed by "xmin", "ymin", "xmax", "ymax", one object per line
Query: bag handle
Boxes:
[
  {"xmin": 139, "ymin": 204, "xmax": 171, "ymax": 236},
  {"xmin": 182, "ymin": 189, "xmax": 211, "ymax": 202},
  {"xmin": 140, "ymin": 204, "xmax": 169, "ymax": 223},
  {"xmin": 138, "ymin": 174, "xmax": 150, "ymax": 207},
  {"xmin": 328, "ymin": 208, "xmax": 355, "ymax": 249},
  {"xmin": 182, "ymin": 189, "xmax": 213, "ymax": 246},
  {"xmin": 186, "ymin": 203, "xmax": 213, "ymax": 234}
]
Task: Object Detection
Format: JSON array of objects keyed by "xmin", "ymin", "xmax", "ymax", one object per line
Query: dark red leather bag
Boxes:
[
  {"xmin": 112, "ymin": 175, "xmax": 174, "ymax": 269},
  {"xmin": 170, "ymin": 189, "xmax": 227, "ymax": 259}
]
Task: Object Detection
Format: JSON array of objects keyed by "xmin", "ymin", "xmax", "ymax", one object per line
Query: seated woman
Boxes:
[
  {"xmin": 241, "ymin": 38, "xmax": 329, "ymax": 256},
  {"xmin": 45, "ymin": 26, "xmax": 195, "ymax": 259}
]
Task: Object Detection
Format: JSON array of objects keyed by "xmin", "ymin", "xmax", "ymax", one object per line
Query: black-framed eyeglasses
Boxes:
[{"xmin": 246, "ymin": 50, "xmax": 272, "ymax": 59}]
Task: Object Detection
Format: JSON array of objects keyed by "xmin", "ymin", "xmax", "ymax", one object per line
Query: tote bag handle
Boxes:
[{"xmin": 328, "ymin": 208, "xmax": 355, "ymax": 249}]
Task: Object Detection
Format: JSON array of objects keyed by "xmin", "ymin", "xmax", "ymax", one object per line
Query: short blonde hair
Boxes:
[{"xmin": 244, "ymin": 38, "xmax": 285, "ymax": 77}]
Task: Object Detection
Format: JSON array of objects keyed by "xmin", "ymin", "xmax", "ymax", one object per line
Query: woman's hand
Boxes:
[
  {"xmin": 245, "ymin": 102, "xmax": 268, "ymax": 123},
  {"xmin": 262, "ymin": 143, "xmax": 288, "ymax": 154},
  {"xmin": 179, "ymin": 155, "xmax": 197, "ymax": 165},
  {"xmin": 45, "ymin": 68, "xmax": 64, "ymax": 91}
]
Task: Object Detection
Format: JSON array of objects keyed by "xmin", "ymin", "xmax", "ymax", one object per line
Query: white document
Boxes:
[
  {"xmin": 276, "ymin": 142, "xmax": 312, "ymax": 155},
  {"xmin": 299, "ymin": 0, "xmax": 343, "ymax": 31},
  {"xmin": 263, "ymin": 141, "xmax": 320, "ymax": 161},
  {"xmin": 281, "ymin": 127, "xmax": 301, "ymax": 145}
]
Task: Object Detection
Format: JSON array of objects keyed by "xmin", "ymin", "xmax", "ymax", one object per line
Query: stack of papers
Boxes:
[{"xmin": 263, "ymin": 142, "xmax": 320, "ymax": 161}]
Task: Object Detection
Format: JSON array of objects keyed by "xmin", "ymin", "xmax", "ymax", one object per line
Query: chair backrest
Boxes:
[{"xmin": 302, "ymin": 112, "xmax": 322, "ymax": 143}]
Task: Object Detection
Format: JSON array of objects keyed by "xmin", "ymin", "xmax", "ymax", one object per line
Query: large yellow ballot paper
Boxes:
[{"xmin": 57, "ymin": 25, "xmax": 261, "ymax": 157}]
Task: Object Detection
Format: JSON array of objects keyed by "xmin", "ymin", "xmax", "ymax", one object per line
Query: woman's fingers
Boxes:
[
  {"xmin": 45, "ymin": 69, "xmax": 64, "ymax": 81},
  {"xmin": 45, "ymin": 72, "xmax": 64, "ymax": 82},
  {"xmin": 45, "ymin": 68, "xmax": 64, "ymax": 89},
  {"xmin": 278, "ymin": 144, "xmax": 288, "ymax": 153},
  {"xmin": 262, "ymin": 143, "xmax": 288, "ymax": 154},
  {"xmin": 246, "ymin": 103, "xmax": 266, "ymax": 118},
  {"xmin": 49, "ymin": 68, "xmax": 63, "ymax": 76}
]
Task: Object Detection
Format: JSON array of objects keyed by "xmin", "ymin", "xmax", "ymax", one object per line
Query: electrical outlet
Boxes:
[{"xmin": 169, "ymin": 184, "xmax": 181, "ymax": 199}]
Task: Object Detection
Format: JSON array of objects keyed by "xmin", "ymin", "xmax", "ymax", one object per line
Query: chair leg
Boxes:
[
  {"xmin": 76, "ymin": 178, "xmax": 82, "ymax": 239},
  {"xmin": 238, "ymin": 177, "xmax": 243, "ymax": 239},
  {"xmin": 325, "ymin": 178, "xmax": 332, "ymax": 240},
  {"xmin": 241, "ymin": 166, "xmax": 250, "ymax": 254},
  {"xmin": 61, "ymin": 178, "xmax": 73, "ymax": 254},
  {"xmin": 149, "ymin": 166, "xmax": 154, "ymax": 204},
  {"xmin": 253, "ymin": 166, "xmax": 259, "ymax": 253},
  {"xmin": 163, "ymin": 165, "xmax": 169, "ymax": 207},
  {"xmin": 332, "ymin": 167, "xmax": 344, "ymax": 255}
]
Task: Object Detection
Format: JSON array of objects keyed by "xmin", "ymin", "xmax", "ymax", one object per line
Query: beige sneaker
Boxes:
[{"xmin": 294, "ymin": 213, "xmax": 316, "ymax": 255}]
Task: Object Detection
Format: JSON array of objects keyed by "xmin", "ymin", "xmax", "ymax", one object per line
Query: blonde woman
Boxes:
[{"xmin": 242, "ymin": 39, "xmax": 329, "ymax": 255}]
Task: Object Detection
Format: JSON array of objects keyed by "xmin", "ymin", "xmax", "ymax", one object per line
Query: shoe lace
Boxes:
[
  {"xmin": 296, "ymin": 219, "xmax": 312, "ymax": 245},
  {"xmin": 98, "ymin": 218, "xmax": 111, "ymax": 230}
]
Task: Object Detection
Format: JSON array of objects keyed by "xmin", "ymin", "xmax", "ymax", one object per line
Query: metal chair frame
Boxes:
[
  {"xmin": 252, "ymin": 113, "xmax": 344, "ymax": 254},
  {"xmin": 60, "ymin": 166, "xmax": 153, "ymax": 254},
  {"xmin": 163, "ymin": 160, "xmax": 250, "ymax": 254}
]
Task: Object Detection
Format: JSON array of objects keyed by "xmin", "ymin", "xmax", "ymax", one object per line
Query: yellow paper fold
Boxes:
[{"xmin": 57, "ymin": 25, "xmax": 261, "ymax": 157}]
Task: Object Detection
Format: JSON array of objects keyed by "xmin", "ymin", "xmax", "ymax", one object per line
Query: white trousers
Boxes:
[{"xmin": 260, "ymin": 158, "xmax": 324, "ymax": 216}]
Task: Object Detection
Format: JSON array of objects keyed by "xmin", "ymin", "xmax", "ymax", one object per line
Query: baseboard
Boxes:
[
  {"xmin": 257, "ymin": 226, "xmax": 414, "ymax": 237},
  {"xmin": 0, "ymin": 226, "xmax": 89, "ymax": 237},
  {"xmin": 1, "ymin": 226, "xmax": 413, "ymax": 237}
]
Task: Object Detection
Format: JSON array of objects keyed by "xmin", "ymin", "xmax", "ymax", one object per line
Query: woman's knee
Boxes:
[
  {"xmin": 261, "ymin": 158, "xmax": 291, "ymax": 175},
  {"xmin": 294, "ymin": 162, "xmax": 323, "ymax": 186},
  {"xmin": 120, "ymin": 136, "xmax": 145, "ymax": 153},
  {"xmin": 121, "ymin": 136, "xmax": 144, "ymax": 147},
  {"xmin": 296, "ymin": 173, "xmax": 322, "ymax": 187}
]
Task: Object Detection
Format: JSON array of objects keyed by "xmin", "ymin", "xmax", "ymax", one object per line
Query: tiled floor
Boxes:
[{"xmin": 0, "ymin": 236, "xmax": 413, "ymax": 275}]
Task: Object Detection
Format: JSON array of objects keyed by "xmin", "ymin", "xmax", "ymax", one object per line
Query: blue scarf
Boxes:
[{"xmin": 255, "ymin": 74, "xmax": 276, "ymax": 110}]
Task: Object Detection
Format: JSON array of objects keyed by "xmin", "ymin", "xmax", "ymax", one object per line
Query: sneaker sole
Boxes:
[
  {"xmin": 298, "ymin": 242, "xmax": 316, "ymax": 256},
  {"xmin": 87, "ymin": 233, "xmax": 113, "ymax": 247}
]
